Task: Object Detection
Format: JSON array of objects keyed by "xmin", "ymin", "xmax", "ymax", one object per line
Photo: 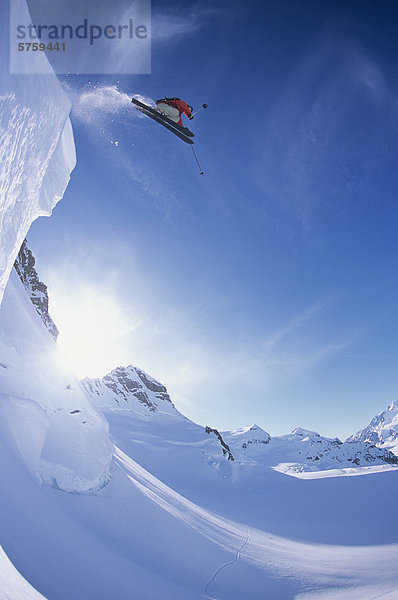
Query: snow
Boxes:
[
  {"xmin": 1, "ymin": 272, "xmax": 398, "ymax": 599},
  {"xmin": 223, "ymin": 424, "xmax": 271, "ymax": 458},
  {"xmin": 0, "ymin": 545, "xmax": 47, "ymax": 600},
  {"xmin": 222, "ymin": 424, "xmax": 396, "ymax": 472},
  {"xmin": 0, "ymin": 270, "xmax": 113, "ymax": 493},
  {"xmin": 82, "ymin": 364, "xmax": 180, "ymax": 419},
  {"xmin": 348, "ymin": 399, "xmax": 398, "ymax": 454},
  {"xmin": 0, "ymin": 0, "xmax": 76, "ymax": 304},
  {"xmin": 2, "ymin": 404, "xmax": 398, "ymax": 599},
  {"xmin": 0, "ymin": 0, "xmax": 112, "ymax": 495},
  {"xmin": 1, "ymin": 1, "xmax": 398, "ymax": 598}
]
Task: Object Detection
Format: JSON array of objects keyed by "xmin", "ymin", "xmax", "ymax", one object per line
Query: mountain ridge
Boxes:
[{"xmin": 83, "ymin": 366, "xmax": 398, "ymax": 473}]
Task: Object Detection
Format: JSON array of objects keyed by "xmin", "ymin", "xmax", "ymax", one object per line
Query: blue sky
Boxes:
[{"xmin": 29, "ymin": 0, "xmax": 398, "ymax": 439}]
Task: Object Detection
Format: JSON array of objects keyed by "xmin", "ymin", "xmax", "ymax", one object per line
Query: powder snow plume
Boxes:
[{"xmin": 70, "ymin": 85, "xmax": 153, "ymax": 125}]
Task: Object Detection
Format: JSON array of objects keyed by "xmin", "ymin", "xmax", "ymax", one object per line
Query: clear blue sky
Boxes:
[{"xmin": 29, "ymin": 0, "xmax": 398, "ymax": 439}]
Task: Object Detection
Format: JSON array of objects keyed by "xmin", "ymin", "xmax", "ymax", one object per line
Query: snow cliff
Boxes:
[
  {"xmin": 0, "ymin": 0, "xmax": 112, "ymax": 494},
  {"xmin": 0, "ymin": 0, "xmax": 76, "ymax": 304}
]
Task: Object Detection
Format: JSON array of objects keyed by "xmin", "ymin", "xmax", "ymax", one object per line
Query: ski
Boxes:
[
  {"xmin": 133, "ymin": 104, "xmax": 195, "ymax": 145},
  {"xmin": 131, "ymin": 98, "xmax": 195, "ymax": 139}
]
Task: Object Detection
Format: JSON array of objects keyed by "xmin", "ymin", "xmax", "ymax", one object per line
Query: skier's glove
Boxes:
[{"xmin": 188, "ymin": 115, "xmax": 194, "ymax": 120}]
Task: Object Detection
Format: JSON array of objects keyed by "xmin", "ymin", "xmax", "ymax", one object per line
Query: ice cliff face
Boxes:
[
  {"xmin": 347, "ymin": 400, "xmax": 398, "ymax": 453},
  {"xmin": 0, "ymin": 0, "xmax": 112, "ymax": 494},
  {"xmin": 0, "ymin": 0, "xmax": 76, "ymax": 304},
  {"xmin": 14, "ymin": 239, "xmax": 59, "ymax": 341}
]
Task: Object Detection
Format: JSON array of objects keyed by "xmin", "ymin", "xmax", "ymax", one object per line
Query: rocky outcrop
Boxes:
[
  {"xmin": 205, "ymin": 426, "xmax": 234, "ymax": 461},
  {"xmin": 14, "ymin": 239, "xmax": 58, "ymax": 341},
  {"xmin": 82, "ymin": 365, "xmax": 176, "ymax": 416}
]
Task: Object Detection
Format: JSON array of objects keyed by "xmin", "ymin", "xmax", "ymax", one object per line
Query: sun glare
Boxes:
[{"xmin": 50, "ymin": 285, "xmax": 140, "ymax": 379}]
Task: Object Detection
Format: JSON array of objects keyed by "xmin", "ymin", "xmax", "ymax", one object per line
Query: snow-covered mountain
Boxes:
[
  {"xmin": 347, "ymin": 399, "xmax": 398, "ymax": 454},
  {"xmin": 82, "ymin": 365, "xmax": 178, "ymax": 417},
  {"xmin": 84, "ymin": 367, "xmax": 397, "ymax": 474},
  {"xmin": 83, "ymin": 366, "xmax": 237, "ymax": 481},
  {"xmin": 223, "ymin": 424, "xmax": 271, "ymax": 457},
  {"xmin": 225, "ymin": 426, "xmax": 397, "ymax": 473}
]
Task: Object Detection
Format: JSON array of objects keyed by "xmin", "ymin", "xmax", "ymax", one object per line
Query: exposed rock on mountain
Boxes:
[
  {"xmin": 82, "ymin": 365, "xmax": 176, "ymax": 417},
  {"xmin": 205, "ymin": 426, "xmax": 234, "ymax": 461},
  {"xmin": 84, "ymin": 362, "xmax": 397, "ymax": 474},
  {"xmin": 14, "ymin": 239, "xmax": 59, "ymax": 341}
]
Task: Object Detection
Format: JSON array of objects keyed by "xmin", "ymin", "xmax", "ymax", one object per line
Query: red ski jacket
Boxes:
[{"xmin": 157, "ymin": 97, "xmax": 192, "ymax": 118}]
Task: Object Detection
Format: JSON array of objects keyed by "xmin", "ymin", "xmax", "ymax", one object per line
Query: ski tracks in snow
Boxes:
[{"xmin": 204, "ymin": 526, "xmax": 250, "ymax": 599}]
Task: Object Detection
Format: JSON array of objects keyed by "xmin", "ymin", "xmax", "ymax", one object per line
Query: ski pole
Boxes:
[
  {"xmin": 191, "ymin": 146, "xmax": 205, "ymax": 175},
  {"xmin": 191, "ymin": 103, "xmax": 208, "ymax": 117}
]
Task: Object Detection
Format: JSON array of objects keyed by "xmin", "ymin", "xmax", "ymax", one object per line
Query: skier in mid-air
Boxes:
[
  {"xmin": 131, "ymin": 95, "xmax": 207, "ymax": 173},
  {"xmin": 155, "ymin": 97, "xmax": 194, "ymax": 125}
]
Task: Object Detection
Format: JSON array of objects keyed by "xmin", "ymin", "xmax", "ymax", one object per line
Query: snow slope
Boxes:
[
  {"xmin": 0, "ymin": 0, "xmax": 76, "ymax": 304},
  {"xmin": 2, "ymin": 403, "xmax": 398, "ymax": 600},
  {"xmin": 83, "ymin": 365, "xmax": 237, "ymax": 489},
  {"xmin": 0, "ymin": 545, "xmax": 47, "ymax": 600},
  {"xmin": 1, "ymin": 200, "xmax": 398, "ymax": 600}
]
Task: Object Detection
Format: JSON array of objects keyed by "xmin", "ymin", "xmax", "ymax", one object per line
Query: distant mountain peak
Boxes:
[
  {"xmin": 82, "ymin": 365, "xmax": 177, "ymax": 417},
  {"xmin": 291, "ymin": 428, "xmax": 343, "ymax": 444},
  {"xmin": 347, "ymin": 401, "xmax": 398, "ymax": 452},
  {"xmin": 222, "ymin": 423, "xmax": 271, "ymax": 456},
  {"xmin": 221, "ymin": 421, "xmax": 397, "ymax": 471}
]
